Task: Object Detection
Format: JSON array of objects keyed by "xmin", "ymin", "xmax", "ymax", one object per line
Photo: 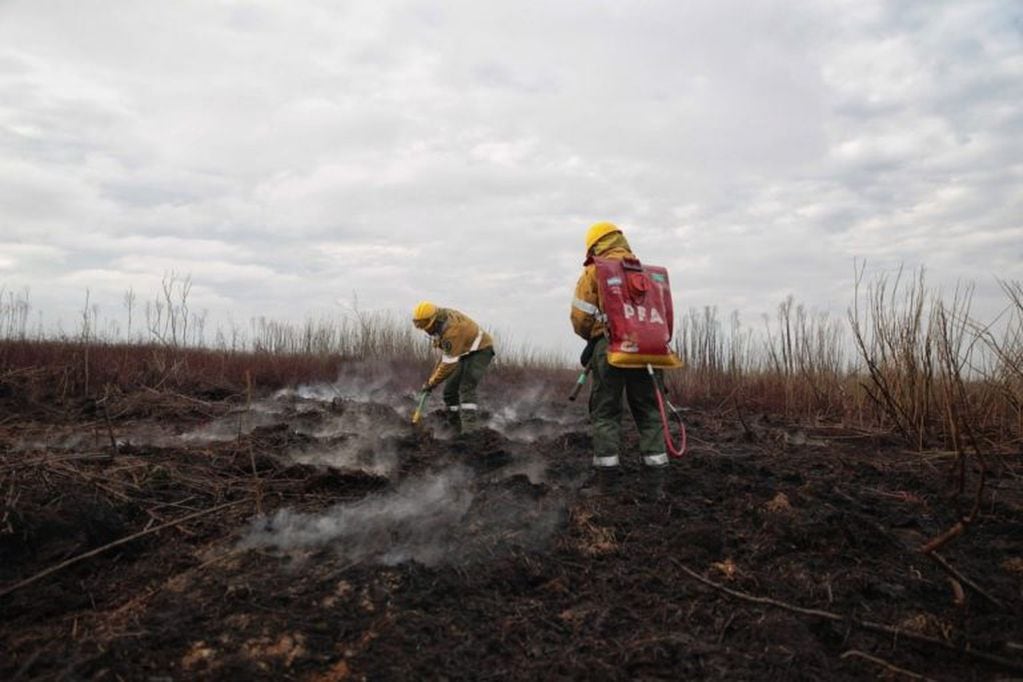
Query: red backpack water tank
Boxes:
[{"xmin": 593, "ymin": 256, "xmax": 683, "ymax": 369}]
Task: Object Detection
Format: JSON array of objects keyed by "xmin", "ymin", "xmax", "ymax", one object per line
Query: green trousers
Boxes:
[
  {"xmin": 443, "ymin": 347, "xmax": 494, "ymax": 433},
  {"xmin": 589, "ymin": 337, "xmax": 664, "ymax": 461}
]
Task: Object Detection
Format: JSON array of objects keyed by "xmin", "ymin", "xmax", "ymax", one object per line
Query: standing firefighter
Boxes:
[
  {"xmin": 571, "ymin": 222, "xmax": 683, "ymax": 470},
  {"xmin": 412, "ymin": 301, "xmax": 495, "ymax": 434}
]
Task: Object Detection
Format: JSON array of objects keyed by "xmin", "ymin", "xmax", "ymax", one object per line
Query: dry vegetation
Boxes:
[
  {"xmin": 2, "ymin": 268, "xmax": 1022, "ymax": 451},
  {"xmin": 669, "ymin": 268, "xmax": 1022, "ymax": 452}
]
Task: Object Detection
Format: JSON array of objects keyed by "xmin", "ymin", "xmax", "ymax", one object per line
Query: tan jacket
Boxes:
[
  {"xmin": 425, "ymin": 308, "xmax": 494, "ymax": 388},
  {"xmin": 571, "ymin": 233, "xmax": 634, "ymax": 340}
]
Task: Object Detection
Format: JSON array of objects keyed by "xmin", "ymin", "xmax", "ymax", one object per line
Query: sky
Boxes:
[{"xmin": 1, "ymin": 0, "xmax": 1021, "ymax": 358}]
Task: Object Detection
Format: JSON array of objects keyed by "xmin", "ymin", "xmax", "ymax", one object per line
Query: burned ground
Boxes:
[{"xmin": 1, "ymin": 382, "xmax": 1021, "ymax": 681}]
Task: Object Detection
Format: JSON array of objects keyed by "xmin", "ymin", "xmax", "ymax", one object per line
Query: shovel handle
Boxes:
[
  {"xmin": 411, "ymin": 391, "xmax": 429, "ymax": 425},
  {"xmin": 568, "ymin": 367, "xmax": 590, "ymax": 401}
]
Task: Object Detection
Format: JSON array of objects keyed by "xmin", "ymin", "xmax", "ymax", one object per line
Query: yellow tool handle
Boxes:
[{"xmin": 410, "ymin": 391, "xmax": 429, "ymax": 425}]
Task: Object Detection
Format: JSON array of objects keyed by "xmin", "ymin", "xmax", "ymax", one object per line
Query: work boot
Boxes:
[
  {"xmin": 460, "ymin": 407, "xmax": 480, "ymax": 434},
  {"xmin": 444, "ymin": 406, "xmax": 462, "ymax": 433},
  {"xmin": 580, "ymin": 458, "xmax": 622, "ymax": 497},
  {"xmin": 642, "ymin": 466, "xmax": 668, "ymax": 501}
]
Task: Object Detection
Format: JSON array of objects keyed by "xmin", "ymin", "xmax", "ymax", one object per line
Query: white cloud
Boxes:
[{"xmin": 0, "ymin": 0, "xmax": 1020, "ymax": 356}]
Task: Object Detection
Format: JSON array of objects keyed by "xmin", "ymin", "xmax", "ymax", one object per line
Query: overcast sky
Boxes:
[{"xmin": 1, "ymin": 0, "xmax": 1020, "ymax": 357}]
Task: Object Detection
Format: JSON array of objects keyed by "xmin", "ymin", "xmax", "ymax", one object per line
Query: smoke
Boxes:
[
  {"xmin": 169, "ymin": 391, "xmax": 403, "ymax": 476},
  {"xmin": 288, "ymin": 433, "xmax": 400, "ymax": 477},
  {"xmin": 280, "ymin": 371, "xmax": 409, "ymax": 414},
  {"xmin": 241, "ymin": 466, "xmax": 568, "ymax": 566},
  {"xmin": 487, "ymin": 382, "xmax": 588, "ymax": 442},
  {"xmin": 241, "ymin": 467, "xmax": 475, "ymax": 565},
  {"xmin": 277, "ymin": 383, "xmax": 342, "ymax": 402},
  {"xmin": 477, "ymin": 456, "xmax": 549, "ymax": 486},
  {"xmin": 181, "ymin": 377, "xmax": 587, "ymax": 450}
]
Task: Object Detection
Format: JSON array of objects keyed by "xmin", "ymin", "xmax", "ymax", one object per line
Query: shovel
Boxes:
[
  {"xmin": 568, "ymin": 364, "xmax": 591, "ymax": 401},
  {"xmin": 410, "ymin": 390, "xmax": 430, "ymax": 425}
]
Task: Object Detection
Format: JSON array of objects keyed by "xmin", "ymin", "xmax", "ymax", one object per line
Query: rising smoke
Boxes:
[
  {"xmin": 241, "ymin": 464, "xmax": 567, "ymax": 567},
  {"xmin": 242, "ymin": 466, "xmax": 473, "ymax": 565}
]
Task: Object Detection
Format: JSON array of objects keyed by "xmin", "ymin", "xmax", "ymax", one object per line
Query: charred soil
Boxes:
[{"xmin": 1, "ymin": 387, "xmax": 1022, "ymax": 681}]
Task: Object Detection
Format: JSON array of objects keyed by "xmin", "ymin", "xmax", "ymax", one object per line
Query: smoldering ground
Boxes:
[
  {"xmin": 7, "ymin": 374, "xmax": 1021, "ymax": 681},
  {"xmin": 197, "ymin": 378, "xmax": 582, "ymax": 475},
  {"xmin": 232, "ymin": 378, "xmax": 582, "ymax": 567},
  {"xmin": 4, "ymin": 375, "xmax": 584, "ymax": 572},
  {"xmin": 240, "ymin": 465, "xmax": 568, "ymax": 567},
  {"xmin": 6, "ymin": 363, "xmax": 586, "ymax": 458}
]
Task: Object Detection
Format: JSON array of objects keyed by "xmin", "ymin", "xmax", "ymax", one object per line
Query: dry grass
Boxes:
[
  {"xmin": 850, "ymin": 265, "xmax": 1021, "ymax": 449},
  {"xmin": 670, "ymin": 299, "xmax": 852, "ymax": 420},
  {"xmin": 2, "ymin": 270, "xmax": 1021, "ymax": 450},
  {"xmin": 663, "ymin": 266, "xmax": 1021, "ymax": 450},
  {"xmin": 0, "ymin": 339, "xmax": 345, "ymax": 401}
]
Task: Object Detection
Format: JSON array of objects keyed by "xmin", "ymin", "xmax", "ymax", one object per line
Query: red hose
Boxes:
[{"xmin": 649, "ymin": 366, "xmax": 687, "ymax": 458}]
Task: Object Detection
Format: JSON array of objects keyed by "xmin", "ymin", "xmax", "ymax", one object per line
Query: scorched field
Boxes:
[{"xmin": 2, "ymin": 364, "xmax": 1022, "ymax": 681}]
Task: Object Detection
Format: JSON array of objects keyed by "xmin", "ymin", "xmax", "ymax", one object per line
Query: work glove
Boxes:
[
  {"xmin": 579, "ymin": 336, "xmax": 599, "ymax": 367},
  {"xmin": 413, "ymin": 384, "xmax": 432, "ymax": 405}
]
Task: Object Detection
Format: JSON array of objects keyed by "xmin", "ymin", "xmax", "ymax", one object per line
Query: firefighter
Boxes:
[
  {"xmin": 412, "ymin": 301, "xmax": 495, "ymax": 434},
  {"xmin": 571, "ymin": 222, "xmax": 669, "ymax": 470}
]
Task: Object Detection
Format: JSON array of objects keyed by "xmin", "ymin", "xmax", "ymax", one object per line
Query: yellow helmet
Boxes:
[
  {"xmin": 412, "ymin": 300, "xmax": 438, "ymax": 329},
  {"xmin": 585, "ymin": 221, "xmax": 621, "ymax": 253}
]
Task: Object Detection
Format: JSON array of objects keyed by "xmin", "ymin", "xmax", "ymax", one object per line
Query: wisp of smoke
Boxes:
[
  {"xmin": 487, "ymin": 382, "xmax": 588, "ymax": 442},
  {"xmin": 241, "ymin": 467, "xmax": 475, "ymax": 566},
  {"xmin": 288, "ymin": 439, "xmax": 397, "ymax": 476}
]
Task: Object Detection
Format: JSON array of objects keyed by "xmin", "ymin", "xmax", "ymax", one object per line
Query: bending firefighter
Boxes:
[
  {"xmin": 571, "ymin": 221, "xmax": 682, "ymax": 470},
  {"xmin": 412, "ymin": 302, "xmax": 495, "ymax": 434}
]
